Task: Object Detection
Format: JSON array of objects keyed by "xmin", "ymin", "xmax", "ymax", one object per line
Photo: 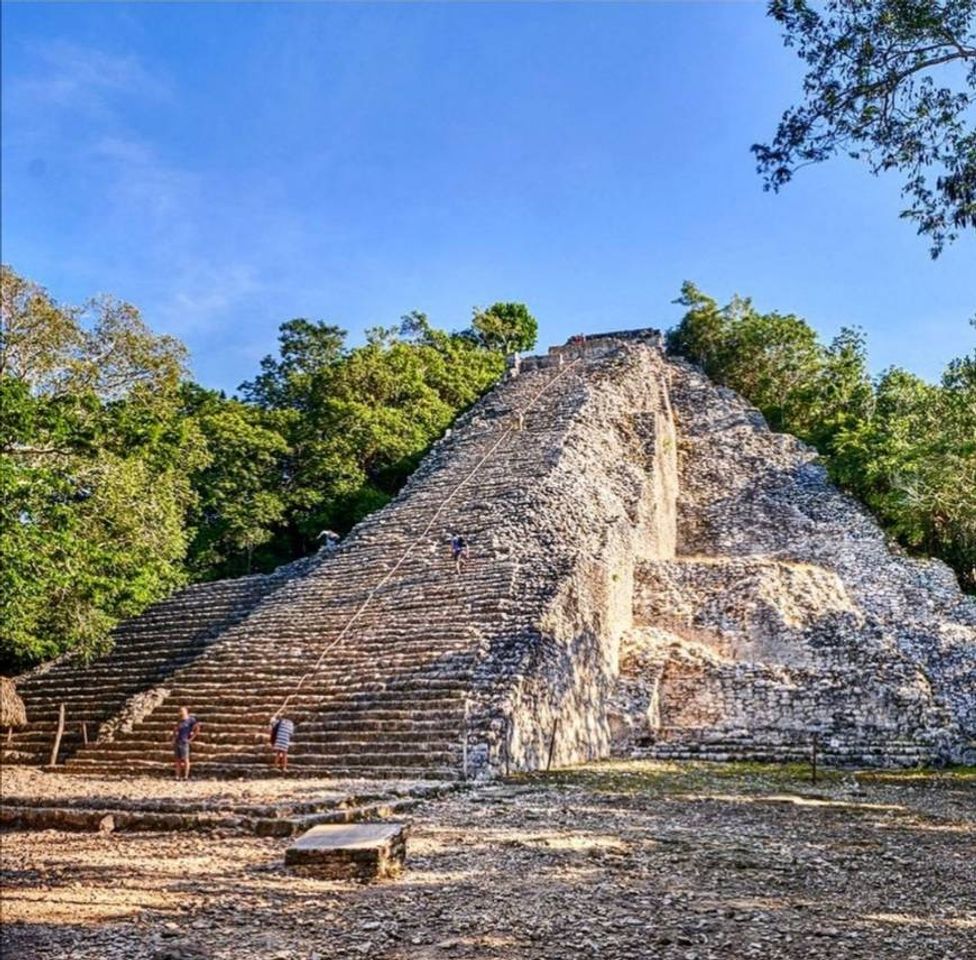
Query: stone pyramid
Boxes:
[{"xmin": 7, "ymin": 331, "xmax": 974, "ymax": 777}]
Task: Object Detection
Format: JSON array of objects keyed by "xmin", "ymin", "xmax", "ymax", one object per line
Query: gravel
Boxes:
[{"xmin": 2, "ymin": 760, "xmax": 973, "ymax": 960}]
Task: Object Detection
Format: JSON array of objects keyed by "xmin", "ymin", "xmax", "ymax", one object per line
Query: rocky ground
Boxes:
[{"xmin": 2, "ymin": 761, "xmax": 973, "ymax": 960}]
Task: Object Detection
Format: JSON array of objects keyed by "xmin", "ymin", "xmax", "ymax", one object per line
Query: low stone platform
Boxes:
[
  {"xmin": 284, "ymin": 821, "xmax": 408, "ymax": 880},
  {"xmin": 0, "ymin": 793, "xmax": 420, "ymax": 837},
  {"xmin": 0, "ymin": 767, "xmax": 449, "ymax": 837}
]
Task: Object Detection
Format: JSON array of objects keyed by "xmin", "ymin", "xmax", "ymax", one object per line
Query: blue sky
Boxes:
[{"xmin": 2, "ymin": 2, "xmax": 973, "ymax": 392}]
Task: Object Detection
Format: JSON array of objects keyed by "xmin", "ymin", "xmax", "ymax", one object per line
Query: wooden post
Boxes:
[
  {"xmin": 811, "ymin": 733, "xmax": 819, "ymax": 784},
  {"xmin": 545, "ymin": 716, "xmax": 560, "ymax": 772},
  {"xmin": 461, "ymin": 701, "xmax": 469, "ymax": 781},
  {"xmin": 49, "ymin": 703, "xmax": 65, "ymax": 767},
  {"xmin": 6, "ymin": 726, "xmax": 12, "ymax": 746},
  {"xmin": 81, "ymin": 721, "xmax": 88, "ymax": 746}
]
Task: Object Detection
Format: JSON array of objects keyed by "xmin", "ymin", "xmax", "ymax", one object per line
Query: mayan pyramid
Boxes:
[{"xmin": 6, "ymin": 331, "xmax": 974, "ymax": 778}]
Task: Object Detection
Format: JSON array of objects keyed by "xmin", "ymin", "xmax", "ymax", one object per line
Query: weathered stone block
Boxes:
[{"xmin": 284, "ymin": 822, "xmax": 408, "ymax": 881}]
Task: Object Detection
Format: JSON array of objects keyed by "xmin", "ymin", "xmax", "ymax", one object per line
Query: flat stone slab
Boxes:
[{"xmin": 284, "ymin": 822, "xmax": 408, "ymax": 881}]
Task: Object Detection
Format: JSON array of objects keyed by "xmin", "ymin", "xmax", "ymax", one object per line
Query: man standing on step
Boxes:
[
  {"xmin": 269, "ymin": 714, "xmax": 295, "ymax": 772},
  {"xmin": 172, "ymin": 706, "xmax": 200, "ymax": 781},
  {"xmin": 450, "ymin": 533, "xmax": 469, "ymax": 574}
]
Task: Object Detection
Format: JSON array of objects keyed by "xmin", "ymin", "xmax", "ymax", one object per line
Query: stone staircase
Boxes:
[
  {"xmin": 13, "ymin": 332, "xmax": 677, "ymax": 779},
  {"xmin": 4, "ymin": 572, "xmax": 288, "ymax": 766}
]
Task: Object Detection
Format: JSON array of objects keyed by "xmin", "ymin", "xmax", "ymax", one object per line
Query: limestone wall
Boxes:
[
  {"xmin": 467, "ymin": 342, "xmax": 678, "ymax": 776},
  {"xmin": 613, "ymin": 357, "xmax": 976, "ymax": 767}
]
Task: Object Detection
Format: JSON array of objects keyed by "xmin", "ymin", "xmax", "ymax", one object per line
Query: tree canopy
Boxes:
[
  {"xmin": 755, "ymin": 0, "xmax": 976, "ymax": 257},
  {"xmin": 467, "ymin": 302, "xmax": 539, "ymax": 354},
  {"xmin": 1, "ymin": 266, "xmax": 200, "ymax": 669}
]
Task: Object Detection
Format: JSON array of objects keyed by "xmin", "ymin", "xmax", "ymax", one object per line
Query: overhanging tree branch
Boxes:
[{"xmin": 754, "ymin": 0, "xmax": 976, "ymax": 257}]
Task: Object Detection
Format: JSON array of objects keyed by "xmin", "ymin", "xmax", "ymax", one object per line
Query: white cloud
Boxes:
[
  {"xmin": 4, "ymin": 38, "xmax": 273, "ymax": 343},
  {"xmin": 90, "ymin": 134, "xmax": 200, "ymax": 225},
  {"xmin": 8, "ymin": 38, "xmax": 171, "ymax": 120},
  {"xmin": 156, "ymin": 262, "xmax": 266, "ymax": 337}
]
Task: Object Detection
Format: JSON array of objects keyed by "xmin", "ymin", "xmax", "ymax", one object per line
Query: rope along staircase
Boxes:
[{"xmin": 11, "ymin": 354, "xmax": 586, "ymax": 779}]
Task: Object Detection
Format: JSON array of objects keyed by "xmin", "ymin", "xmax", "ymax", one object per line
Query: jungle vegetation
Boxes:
[{"xmin": 2, "ymin": 265, "xmax": 972, "ymax": 670}]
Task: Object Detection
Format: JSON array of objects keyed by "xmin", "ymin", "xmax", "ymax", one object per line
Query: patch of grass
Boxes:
[
  {"xmin": 511, "ymin": 758, "xmax": 975, "ymax": 799},
  {"xmin": 856, "ymin": 765, "xmax": 975, "ymax": 786}
]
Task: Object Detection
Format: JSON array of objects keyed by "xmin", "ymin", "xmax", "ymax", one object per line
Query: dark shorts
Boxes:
[{"xmin": 174, "ymin": 741, "xmax": 191, "ymax": 761}]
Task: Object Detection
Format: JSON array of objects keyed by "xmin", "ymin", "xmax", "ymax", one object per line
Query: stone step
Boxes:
[
  {"xmin": 72, "ymin": 736, "xmax": 460, "ymax": 759},
  {"xmin": 23, "ymin": 676, "xmax": 474, "ymax": 707},
  {"xmin": 145, "ymin": 692, "xmax": 469, "ymax": 711},
  {"xmin": 129, "ymin": 707, "xmax": 466, "ymax": 732},
  {"xmin": 58, "ymin": 759, "xmax": 463, "ymax": 780},
  {"xmin": 122, "ymin": 721, "xmax": 463, "ymax": 741},
  {"xmin": 21, "ymin": 652, "xmax": 480, "ymax": 691},
  {"xmin": 25, "ymin": 686, "xmax": 471, "ymax": 716},
  {"xmin": 639, "ymin": 743, "xmax": 934, "ymax": 765},
  {"xmin": 88, "ymin": 718, "xmax": 465, "ymax": 740},
  {"xmin": 54, "ymin": 638, "xmax": 478, "ymax": 680},
  {"xmin": 147, "ymin": 700, "xmax": 469, "ymax": 719},
  {"xmin": 0, "ymin": 799, "xmax": 402, "ymax": 836},
  {"xmin": 650, "ymin": 728, "xmax": 940, "ymax": 750},
  {"xmin": 22, "ymin": 669, "xmax": 189, "ymax": 692},
  {"xmin": 93, "ymin": 707, "xmax": 466, "ymax": 738},
  {"xmin": 0, "ymin": 796, "xmax": 420, "ymax": 837},
  {"xmin": 73, "ymin": 744, "xmax": 459, "ymax": 765}
]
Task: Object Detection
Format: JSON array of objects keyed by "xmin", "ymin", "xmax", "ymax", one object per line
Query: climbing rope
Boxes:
[{"xmin": 268, "ymin": 353, "xmax": 585, "ymax": 725}]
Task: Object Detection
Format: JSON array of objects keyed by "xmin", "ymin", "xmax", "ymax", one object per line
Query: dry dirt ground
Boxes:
[{"xmin": 2, "ymin": 761, "xmax": 974, "ymax": 960}]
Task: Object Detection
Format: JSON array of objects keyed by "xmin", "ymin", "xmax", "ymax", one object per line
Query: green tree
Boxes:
[
  {"xmin": 667, "ymin": 282, "xmax": 869, "ymax": 439},
  {"xmin": 239, "ymin": 318, "xmax": 345, "ymax": 410},
  {"xmin": 181, "ymin": 385, "xmax": 290, "ymax": 579},
  {"xmin": 937, "ymin": 344, "xmax": 976, "ymax": 583},
  {"xmin": 469, "ymin": 302, "xmax": 538, "ymax": 354},
  {"xmin": 0, "ymin": 266, "xmax": 80, "ymax": 385},
  {"xmin": 832, "ymin": 356, "xmax": 976, "ymax": 588},
  {"xmin": 754, "ymin": 0, "xmax": 976, "ymax": 257},
  {"xmin": 666, "ymin": 283, "xmax": 728, "ymax": 371},
  {"xmin": 0, "ymin": 266, "xmax": 198, "ymax": 670}
]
